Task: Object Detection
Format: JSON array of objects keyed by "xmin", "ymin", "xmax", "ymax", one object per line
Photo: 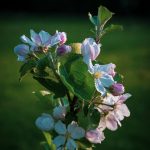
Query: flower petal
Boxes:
[
  {"xmin": 53, "ymin": 135, "xmax": 66, "ymax": 148},
  {"xmin": 35, "ymin": 113, "xmax": 54, "ymax": 131},
  {"xmin": 119, "ymin": 104, "xmax": 130, "ymax": 117},
  {"xmin": 95, "ymin": 79, "xmax": 106, "ymax": 96},
  {"xmin": 106, "ymin": 113, "xmax": 118, "ymax": 131},
  {"xmin": 14, "ymin": 44, "xmax": 29, "ymax": 56},
  {"xmin": 39, "ymin": 30, "xmax": 51, "ymax": 44},
  {"xmin": 86, "ymin": 129, "xmax": 105, "ymax": 144},
  {"xmin": 55, "ymin": 120, "xmax": 67, "ymax": 135},
  {"xmin": 30, "ymin": 29, "xmax": 42, "ymax": 45},
  {"xmin": 69, "ymin": 125, "xmax": 85, "ymax": 139},
  {"xmin": 20, "ymin": 35, "xmax": 35, "ymax": 46},
  {"xmin": 100, "ymin": 74, "xmax": 114, "ymax": 87},
  {"xmin": 66, "ymin": 138, "xmax": 77, "ymax": 150}
]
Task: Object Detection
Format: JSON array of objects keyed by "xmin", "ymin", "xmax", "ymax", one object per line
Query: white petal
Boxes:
[
  {"xmin": 86, "ymin": 129, "xmax": 105, "ymax": 144},
  {"xmin": 53, "ymin": 135, "xmax": 66, "ymax": 148},
  {"xmin": 120, "ymin": 104, "xmax": 130, "ymax": 117},
  {"xmin": 55, "ymin": 120, "xmax": 67, "ymax": 135},
  {"xmin": 20, "ymin": 35, "xmax": 35, "ymax": 46},
  {"xmin": 106, "ymin": 113, "xmax": 118, "ymax": 131},
  {"xmin": 95, "ymin": 79, "xmax": 106, "ymax": 96},
  {"xmin": 30, "ymin": 29, "xmax": 42, "ymax": 45},
  {"xmin": 98, "ymin": 117, "xmax": 106, "ymax": 131},
  {"xmin": 69, "ymin": 125, "xmax": 85, "ymax": 139},
  {"xmin": 66, "ymin": 138, "xmax": 77, "ymax": 150},
  {"xmin": 100, "ymin": 74, "xmax": 114, "ymax": 87},
  {"xmin": 39, "ymin": 30, "xmax": 51, "ymax": 44},
  {"xmin": 14, "ymin": 44, "xmax": 29, "ymax": 56},
  {"xmin": 119, "ymin": 93, "xmax": 132, "ymax": 102}
]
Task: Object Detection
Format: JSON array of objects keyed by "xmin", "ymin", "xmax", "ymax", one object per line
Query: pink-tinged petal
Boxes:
[
  {"xmin": 30, "ymin": 29, "xmax": 42, "ymax": 45},
  {"xmin": 81, "ymin": 38, "xmax": 101, "ymax": 65},
  {"xmin": 119, "ymin": 93, "xmax": 132, "ymax": 103},
  {"xmin": 119, "ymin": 104, "xmax": 130, "ymax": 117},
  {"xmin": 86, "ymin": 129, "xmax": 105, "ymax": 144},
  {"xmin": 98, "ymin": 117, "xmax": 106, "ymax": 131},
  {"xmin": 106, "ymin": 113, "xmax": 118, "ymax": 131},
  {"xmin": 55, "ymin": 120, "xmax": 67, "ymax": 135},
  {"xmin": 59, "ymin": 32, "xmax": 67, "ymax": 45},
  {"xmin": 114, "ymin": 108, "xmax": 124, "ymax": 121}
]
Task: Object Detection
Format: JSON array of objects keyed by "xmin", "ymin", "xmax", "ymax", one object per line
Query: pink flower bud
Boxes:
[
  {"xmin": 57, "ymin": 45, "xmax": 71, "ymax": 55},
  {"xmin": 110, "ymin": 83, "xmax": 125, "ymax": 96},
  {"xmin": 86, "ymin": 129, "xmax": 105, "ymax": 144},
  {"xmin": 81, "ymin": 38, "xmax": 101, "ymax": 63}
]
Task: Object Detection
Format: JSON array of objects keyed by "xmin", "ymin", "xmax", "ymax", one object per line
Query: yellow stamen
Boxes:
[{"xmin": 94, "ymin": 72, "xmax": 103, "ymax": 79}]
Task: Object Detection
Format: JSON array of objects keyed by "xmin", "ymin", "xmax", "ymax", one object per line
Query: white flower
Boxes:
[
  {"xmin": 86, "ymin": 128, "xmax": 105, "ymax": 144},
  {"xmin": 98, "ymin": 93, "xmax": 131, "ymax": 131},
  {"xmin": 53, "ymin": 121, "xmax": 85, "ymax": 150}
]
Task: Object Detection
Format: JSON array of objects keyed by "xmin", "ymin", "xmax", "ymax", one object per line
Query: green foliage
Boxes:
[
  {"xmin": 100, "ymin": 24, "xmax": 123, "ymax": 38},
  {"xmin": 43, "ymin": 132, "xmax": 56, "ymax": 150},
  {"xmin": 88, "ymin": 13, "xmax": 99, "ymax": 26},
  {"xmin": 114, "ymin": 73, "xmax": 124, "ymax": 83},
  {"xmin": 78, "ymin": 104, "xmax": 100, "ymax": 130},
  {"xmin": 77, "ymin": 138, "xmax": 94, "ymax": 150},
  {"xmin": 98, "ymin": 6, "xmax": 114, "ymax": 29},
  {"xmin": 19, "ymin": 59, "xmax": 36, "ymax": 81},
  {"xmin": 58, "ymin": 54, "xmax": 95, "ymax": 100},
  {"xmin": 33, "ymin": 77, "xmax": 67, "ymax": 98}
]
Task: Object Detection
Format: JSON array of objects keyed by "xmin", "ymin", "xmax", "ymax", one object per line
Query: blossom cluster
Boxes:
[{"xmin": 14, "ymin": 5, "xmax": 131, "ymax": 150}]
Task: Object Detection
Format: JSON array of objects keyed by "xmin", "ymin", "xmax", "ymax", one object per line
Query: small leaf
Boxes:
[
  {"xmin": 43, "ymin": 132, "xmax": 56, "ymax": 150},
  {"xmin": 98, "ymin": 6, "xmax": 114, "ymax": 29},
  {"xmin": 19, "ymin": 60, "xmax": 36, "ymax": 81},
  {"xmin": 114, "ymin": 73, "xmax": 124, "ymax": 83},
  {"xmin": 58, "ymin": 54, "xmax": 95, "ymax": 100},
  {"xmin": 100, "ymin": 24, "xmax": 123, "ymax": 38},
  {"xmin": 88, "ymin": 13, "xmax": 99, "ymax": 26},
  {"xmin": 77, "ymin": 138, "xmax": 93, "ymax": 149},
  {"xmin": 33, "ymin": 77, "xmax": 67, "ymax": 98}
]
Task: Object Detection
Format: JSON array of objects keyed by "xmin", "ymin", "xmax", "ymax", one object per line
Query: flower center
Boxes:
[{"xmin": 94, "ymin": 72, "xmax": 103, "ymax": 79}]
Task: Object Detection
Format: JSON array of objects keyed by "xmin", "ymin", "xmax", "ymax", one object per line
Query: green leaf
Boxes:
[
  {"xmin": 88, "ymin": 13, "xmax": 99, "ymax": 26},
  {"xmin": 114, "ymin": 73, "xmax": 124, "ymax": 83},
  {"xmin": 98, "ymin": 6, "xmax": 114, "ymax": 28},
  {"xmin": 77, "ymin": 138, "xmax": 93, "ymax": 149},
  {"xmin": 19, "ymin": 60, "xmax": 36, "ymax": 81},
  {"xmin": 32, "ymin": 90, "xmax": 57, "ymax": 112},
  {"xmin": 58, "ymin": 54, "xmax": 95, "ymax": 100},
  {"xmin": 100, "ymin": 24, "xmax": 123, "ymax": 38},
  {"xmin": 40, "ymin": 141, "xmax": 50, "ymax": 150},
  {"xmin": 43, "ymin": 132, "xmax": 56, "ymax": 150},
  {"xmin": 33, "ymin": 77, "xmax": 67, "ymax": 98}
]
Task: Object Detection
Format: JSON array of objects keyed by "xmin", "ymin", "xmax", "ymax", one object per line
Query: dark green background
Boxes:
[{"xmin": 0, "ymin": 0, "xmax": 150, "ymax": 149}]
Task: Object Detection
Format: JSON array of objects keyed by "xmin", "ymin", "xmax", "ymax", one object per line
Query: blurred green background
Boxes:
[{"xmin": 0, "ymin": 0, "xmax": 150, "ymax": 149}]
